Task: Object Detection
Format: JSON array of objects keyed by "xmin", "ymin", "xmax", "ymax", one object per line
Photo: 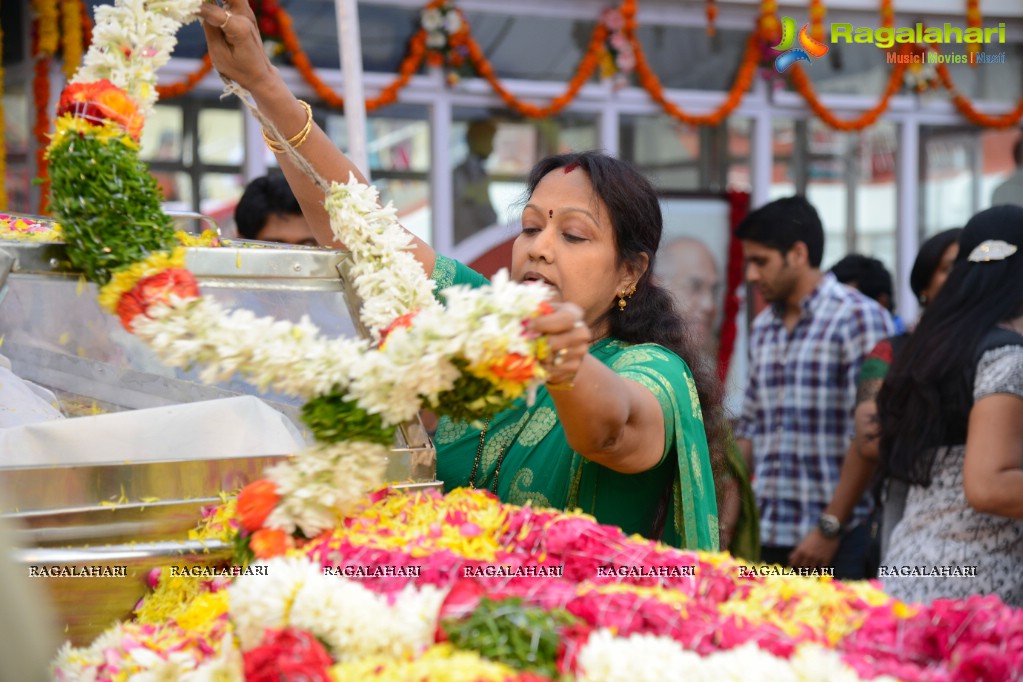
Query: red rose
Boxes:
[
  {"xmin": 242, "ymin": 628, "xmax": 333, "ymax": 682},
  {"xmin": 116, "ymin": 268, "xmax": 200, "ymax": 330},
  {"xmin": 236, "ymin": 479, "xmax": 281, "ymax": 533},
  {"xmin": 57, "ymin": 79, "xmax": 144, "ymax": 140}
]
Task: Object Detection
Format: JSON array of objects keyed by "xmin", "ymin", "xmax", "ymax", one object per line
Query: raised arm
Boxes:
[{"xmin": 197, "ymin": 0, "xmax": 436, "ymax": 275}]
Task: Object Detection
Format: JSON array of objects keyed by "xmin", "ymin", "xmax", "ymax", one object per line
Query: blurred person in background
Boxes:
[
  {"xmin": 452, "ymin": 119, "xmax": 499, "ymax": 244},
  {"xmin": 878, "ymin": 207, "xmax": 1023, "ymax": 606},
  {"xmin": 734, "ymin": 196, "xmax": 895, "ymax": 578},
  {"xmin": 790, "ymin": 228, "xmax": 962, "ymax": 574},
  {"xmin": 991, "ymin": 136, "xmax": 1023, "ymax": 208},
  {"xmin": 831, "ymin": 254, "xmax": 905, "ymax": 334},
  {"xmin": 235, "ymin": 174, "xmax": 317, "ymax": 246}
]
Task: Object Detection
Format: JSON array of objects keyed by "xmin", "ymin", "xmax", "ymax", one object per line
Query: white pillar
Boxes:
[
  {"xmin": 431, "ymin": 96, "xmax": 453, "ymax": 254},
  {"xmin": 751, "ymin": 108, "xmax": 773, "ymax": 209},
  {"xmin": 335, "ymin": 0, "xmax": 370, "ymax": 180},
  {"xmin": 896, "ymin": 120, "xmax": 920, "ymax": 324}
]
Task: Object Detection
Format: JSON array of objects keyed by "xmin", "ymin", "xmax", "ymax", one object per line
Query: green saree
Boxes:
[{"xmin": 431, "ymin": 255, "xmax": 719, "ymax": 551}]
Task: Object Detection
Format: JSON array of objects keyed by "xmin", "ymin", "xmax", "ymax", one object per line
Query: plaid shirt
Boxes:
[{"xmin": 735, "ymin": 273, "xmax": 896, "ymax": 547}]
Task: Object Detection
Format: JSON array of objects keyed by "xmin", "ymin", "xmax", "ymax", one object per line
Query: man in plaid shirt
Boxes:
[{"xmin": 734, "ymin": 196, "xmax": 895, "ymax": 579}]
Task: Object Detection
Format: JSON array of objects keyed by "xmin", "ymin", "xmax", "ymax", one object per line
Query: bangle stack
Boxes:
[{"xmin": 262, "ymin": 100, "xmax": 313, "ymax": 154}]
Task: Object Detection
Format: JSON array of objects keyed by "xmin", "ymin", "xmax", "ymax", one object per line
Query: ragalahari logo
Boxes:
[{"xmin": 773, "ymin": 17, "xmax": 830, "ymax": 72}]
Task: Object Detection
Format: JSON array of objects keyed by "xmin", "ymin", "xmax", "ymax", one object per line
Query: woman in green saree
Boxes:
[{"xmin": 199, "ymin": 2, "xmax": 727, "ymax": 551}]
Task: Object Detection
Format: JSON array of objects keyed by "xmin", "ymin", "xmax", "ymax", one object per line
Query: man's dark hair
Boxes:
[
  {"xmin": 831, "ymin": 254, "xmax": 894, "ymax": 311},
  {"xmin": 1013, "ymin": 137, "xmax": 1023, "ymax": 168},
  {"xmin": 234, "ymin": 174, "xmax": 303, "ymax": 240},
  {"xmin": 735, "ymin": 195, "xmax": 825, "ymax": 267}
]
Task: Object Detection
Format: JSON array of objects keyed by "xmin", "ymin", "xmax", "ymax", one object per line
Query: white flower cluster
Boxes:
[
  {"xmin": 324, "ymin": 176, "xmax": 442, "ymax": 338},
  {"xmin": 230, "ymin": 556, "xmax": 444, "ymax": 662},
  {"xmin": 574, "ymin": 631, "xmax": 898, "ymax": 682},
  {"xmin": 263, "ymin": 441, "xmax": 390, "ymax": 537},
  {"xmin": 420, "ymin": 4, "xmax": 463, "ymax": 50},
  {"xmin": 73, "ymin": 0, "xmax": 203, "ymax": 118},
  {"xmin": 51, "ymin": 626, "xmax": 242, "ymax": 682},
  {"xmin": 131, "ymin": 297, "xmax": 368, "ymax": 400}
]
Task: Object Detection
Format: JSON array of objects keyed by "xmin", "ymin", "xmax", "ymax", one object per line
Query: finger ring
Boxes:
[
  {"xmin": 219, "ymin": 9, "xmax": 233, "ymax": 28},
  {"xmin": 573, "ymin": 320, "xmax": 585, "ymax": 329},
  {"xmin": 553, "ymin": 348, "xmax": 568, "ymax": 367}
]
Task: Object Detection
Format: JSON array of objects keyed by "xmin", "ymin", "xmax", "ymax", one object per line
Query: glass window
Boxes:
[
  {"xmin": 726, "ymin": 117, "xmax": 752, "ymax": 193},
  {"xmin": 979, "ymin": 127, "xmax": 1022, "ymax": 211},
  {"xmin": 2, "ymin": 85, "xmax": 31, "ymax": 212},
  {"xmin": 767, "ymin": 118, "xmax": 797, "ymax": 200},
  {"xmin": 199, "ymin": 172, "xmax": 245, "ymax": 230},
  {"xmin": 920, "ymin": 126, "xmax": 977, "ymax": 238},
  {"xmin": 621, "ymin": 115, "xmax": 701, "ymax": 192},
  {"xmin": 198, "ymin": 107, "xmax": 244, "ymax": 166},
  {"xmin": 854, "ymin": 121, "xmax": 897, "ymax": 278},
  {"xmin": 805, "ymin": 119, "xmax": 852, "ymax": 270},
  {"xmin": 629, "ymin": 26, "xmax": 753, "ymax": 91},
  {"xmin": 325, "ymin": 104, "xmax": 432, "ymax": 243}
]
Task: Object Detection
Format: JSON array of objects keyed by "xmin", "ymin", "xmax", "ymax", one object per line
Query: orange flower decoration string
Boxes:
[
  {"xmin": 705, "ymin": 0, "xmax": 717, "ymax": 38},
  {"xmin": 788, "ymin": 49, "xmax": 908, "ymax": 132},
  {"xmin": 965, "ymin": 0, "xmax": 981, "ymax": 64},
  {"xmin": 155, "ymin": 54, "xmax": 214, "ymax": 100},
  {"xmin": 463, "ymin": 22, "xmax": 606, "ymax": 119},
  {"xmin": 934, "ymin": 62, "xmax": 1023, "ymax": 128},
  {"xmin": 809, "ymin": 0, "xmax": 826, "ymax": 43},
  {"xmin": 276, "ymin": 5, "xmax": 426, "ymax": 111},
  {"xmin": 627, "ymin": 26, "xmax": 760, "ymax": 126},
  {"xmin": 879, "ymin": 0, "xmax": 894, "ymax": 30},
  {"xmin": 758, "ymin": 0, "xmax": 780, "ymax": 46},
  {"xmin": 60, "ymin": 0, "xmax": 84, "ymax": 80}
]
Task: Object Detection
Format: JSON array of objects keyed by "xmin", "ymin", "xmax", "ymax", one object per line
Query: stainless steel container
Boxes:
[{"xmin": 0, "ymin": 225, "xmax": 438, "ymax": 644}]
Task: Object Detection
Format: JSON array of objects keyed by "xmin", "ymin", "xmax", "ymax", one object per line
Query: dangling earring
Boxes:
[{"xmin": 617, "ymin": 283, "xmax": 637, "ymax": 311}]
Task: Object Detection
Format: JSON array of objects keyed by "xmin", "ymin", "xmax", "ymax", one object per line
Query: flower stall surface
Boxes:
[{"xmin": 15, "ymin": 0, "xmax": 1023, "ymax": 680}]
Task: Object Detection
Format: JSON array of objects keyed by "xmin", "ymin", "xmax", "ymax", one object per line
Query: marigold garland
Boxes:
[
  {"xmin": 965, "ymin": 0, "xmax": 981, "ymax": 63},
  {"xmin": 935, "ymin": 62, "xmax": 1023, "ymax": 128},
  {"xmin": 809, "ymin": 0, "xmax": 826, "ymax": 42},
  {"xmin": 155, "ymin": 54, "xmax": 214, "ymax": 99},
  {"xmin": 626, "ymin": 15, "xmax": 760, "ymax": 126},
  {"xmin": 32, "ymin": 43, "xmax": 52, "ymax": 214},
  {"xmin": 788, "ymin": 45, "xmax": 909, "ymax": 132},
  {"xmin": 33, "ymin": 0, "xmax": 61, "ymax": 56},
  {"xmin": 60, "ymin": 0, "xmax": 84, "ymax": 80},
  {"xmin": 705, "ymin": 0, "xmax": 717, "ymax": 38},
  {"xmin": 879, "ymin": 0, "xmax": 894, "ymax": 30}
]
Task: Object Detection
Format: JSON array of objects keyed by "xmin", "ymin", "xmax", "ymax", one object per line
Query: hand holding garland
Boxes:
[{"xmin": 198, "ymin": 0, "xmax": 438, "ymax": 276}]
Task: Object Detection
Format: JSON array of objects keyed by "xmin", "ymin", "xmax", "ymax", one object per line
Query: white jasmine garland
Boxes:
[
  {"xmin": 324, "ymin": 176, "xmax": 442, "ymax": 337},
  {"xmin": 74, "ymin": 0, "xmax": 203, "ymax": 118},
  {"xmin": 574, "ymin": 632, "xmax": 883, "ymax": 682},
  {"xmin": 289, "ymin": 573, "xmax": 445, "ymax": 662},
  {"xmin": 262, "ymin": 441, "xmax": 390, "ymax": 537},
  {"xmin": 227, "ymin": 556, "xmax": 317, "ymax": 651}
]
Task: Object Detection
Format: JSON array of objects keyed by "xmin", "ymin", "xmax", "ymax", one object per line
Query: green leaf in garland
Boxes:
[
  {"xmin": 440, "ymin": 596, "xmax": 578, "ymax": 679},
  {"xmin": 300, "ymin": 386, "xmax": 393, "ymax": 445},
  {"xmin": 428, "ymin": 358, "xmax": 517, "ymax": 425}
]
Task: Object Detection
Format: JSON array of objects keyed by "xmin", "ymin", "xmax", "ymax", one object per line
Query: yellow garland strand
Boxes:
[
  {"xmin": 33, "ymin": 0, "xmax": 61, "ymax": 56},
  {"xmin": 60, "ymin": 0, "xmax": 84, "ymax": 80},
  {"xmin": 97, "ymin": 247, "xmax": 187, "ymax": 312}
]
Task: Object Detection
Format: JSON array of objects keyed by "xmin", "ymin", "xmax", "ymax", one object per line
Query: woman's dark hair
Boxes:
[
  {"xmin": 524, "ymin": 151, "xmax": 728, "ymax": 538},
  {"xmin": 878, "ymin": 206, "xmax": 1023, "ymax": 487},
  {"xmin": 909, "ymin": 227, "xmax": 963, "ymax": 302}
]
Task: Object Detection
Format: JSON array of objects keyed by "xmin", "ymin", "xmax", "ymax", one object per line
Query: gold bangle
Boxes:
[
  {"xmin": 546, "ymin": 380, "xmax": 575, "ymax": 392},
  {"xmin": 262, "ymin": 100, "xmax": 313, "ymax": 154}
]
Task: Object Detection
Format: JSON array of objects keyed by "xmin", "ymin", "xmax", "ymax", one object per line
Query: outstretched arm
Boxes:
[{"xmin": 197, "ymin": 0, "xmax": 436, "ymax": 275}]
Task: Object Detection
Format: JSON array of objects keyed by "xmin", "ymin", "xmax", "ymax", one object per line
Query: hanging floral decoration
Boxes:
[
  {"xmin": 808, "ymin": 0, "xmax": 827, "ymax": 43},
  {"xmin": 421, "ymin": 0, "xmax": 473, "ymax": 86},
  {"xmin": 965, "ymin": 0, "xmax": 981, "ymax": 64},
  {"xmin": 60, "ymin": 0, "xmax": 85, "ymax": 80},
  {"xmin": 705, "ymin": 0, "xmax": 717, "ymax": 38},
  {"xmin": 903, "ymin": 45, "xmax": 940, "ymax": 93},
  {"xmin": 880, "ymin": 0, "xmax": 894, "ymax": 30},
  {"xmin": 598, "ymin": 6, "xmax": 636, "ymax": 89}
]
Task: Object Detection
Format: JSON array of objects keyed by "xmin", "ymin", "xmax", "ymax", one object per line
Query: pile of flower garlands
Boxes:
[
  {"xmin": 54, "ymin": 487, "xmax": 1023, "ymax": 681},
  {"xmin": 44, "ymin": 0, "xmax": 554, "ymax": 539}
]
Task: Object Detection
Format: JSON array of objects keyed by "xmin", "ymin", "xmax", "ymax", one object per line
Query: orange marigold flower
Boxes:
[
  {"xmin": 488, "ymin": 353, "xmax": 537, "ymax": 384},
  {"xmin": 379, "ymin": 309, "xmax": 419, "ymax": 348},
  {"xmin": 237, "ymin": 479, "xmax": 282, "ymax": 533},
  {"xmin": 250, "ymin": 528, "xmax": 294, "ymax": 559},
  {"xmin": 57, "ymin": 79, "xmax": 143, "ymax": 140},
  {"xmin": 116, "ymin": 268, "xmax": 200, "ymax": 330}
]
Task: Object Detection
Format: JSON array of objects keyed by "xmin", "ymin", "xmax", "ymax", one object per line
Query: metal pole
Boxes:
[
  {"xmin": 335, "ymin": 0, "xmax": 371, "ymax": 180},
  {"xmin": 896, "ymin": 120, "xmax": 920, "ymax": 325}
]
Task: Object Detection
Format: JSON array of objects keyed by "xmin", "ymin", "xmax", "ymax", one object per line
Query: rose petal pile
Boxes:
[{"xmin": 54, "ymin": 488, "xmax": 1023, "ymax": 681}]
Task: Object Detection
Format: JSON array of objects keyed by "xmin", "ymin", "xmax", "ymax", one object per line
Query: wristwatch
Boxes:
[{"xmin": 818, "ymin": 513, "xmax": 842, "ymax": 539}]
